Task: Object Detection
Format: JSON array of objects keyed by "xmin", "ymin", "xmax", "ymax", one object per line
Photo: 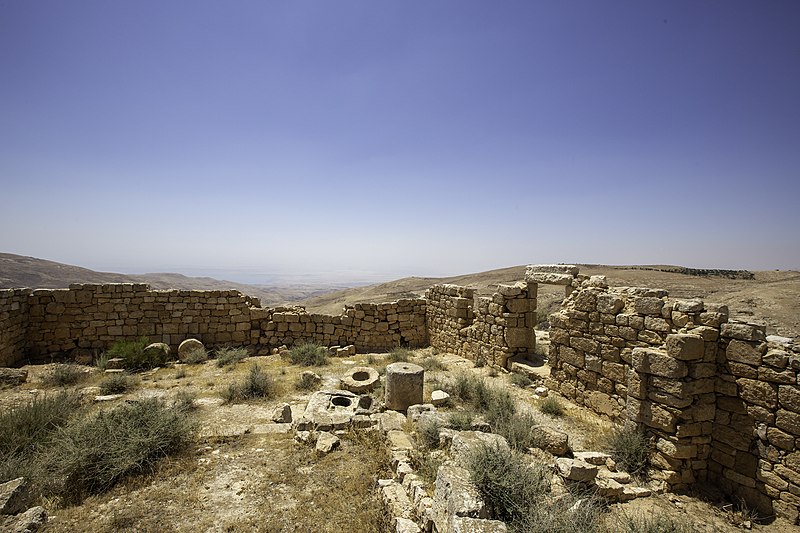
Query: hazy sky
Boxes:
[{"xmin": 1, "ymin": 1, "xmax": 799, "ymax": 282}]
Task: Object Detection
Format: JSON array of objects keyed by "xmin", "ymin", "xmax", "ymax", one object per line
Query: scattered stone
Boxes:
[
  {"xmin": 598, "ymin": 469, "xmax": 631, "ymax": 484},
  {"xmin": 1, "ymin": 505, "xmax": 47, "ymax": 532},
  {"xmin": 395, "ymin": 517, "xmax": 421, "ymax": 533},
  {"xmin": 271, "ymin": 403, "xmax": 292, "ymax": 423},
  {"xmin": 0, "ymin": 478, "xmax": 29, "ymax": 515},
  {"xmin": 450, "ymin": 432, "xmax": 509, "ymax": 467},
  {"xmin": 556, "ymin": 458, "xmax": 597, "ymax": 482},
  {"xmin": 594, "ymin": 477, "xmax": 624, "ymax": 499},
  {"xmin": 573, "ymin": 451, "xmax": 611, "ymax": 465},
  {"xmin": 294, "ymin": 431, "xmax": 315, "ymax": 445},
  {"xmin": 373, "ymin": 411, "xmax": 408, "ymax": 432},
  {"xmin": 177, "ymin": 338, "xmax": 204, "ymax": 361},
  {"xmin": 300, "ymin": 371, "xmax": 321, "ymax": 385},
  {"xmin": 381, "ymin": 479, "xmax": 414, "ymax": 521},
  {"xmin": 339, "ymin": 366, "xmax": 380, "ymax": 394},
  {"xmin": 315, "ymin": 431, "xmax": 340, "ymax": 454},
  {"xmin": 431, "ymin": 390, "xmax": 450, "ymax": 406},
  {"xmin": 94, "ymin": 394, "xmax": 123, "ymax": 402},
  {"xmin": 387, "ymin": 430, "xmax": 414, "ymax": 451},
  {"xmin": 104, "ymin": 358, "xmax": 126, "ymax": 370},
  {"xmin": 532, "ymin": 427, "xmax": 569, "ymax": 456},
  {"xmin": 434, "ymin": 465, "xmax": 488, "ymax": 529},
  {"xmin": 407, "ymin": 403, "xmax": 436, "ymax": 422},
  {"xmin": 144, "ymin": 342, "xmax": 170, "ymax": 360},
  {"xmin": 533, "ymin": 386, "xmax": 548, "ymax": 397},
  {"xmin": 451, "ymin": 516, "xmax": 508, "ymax": 532}
]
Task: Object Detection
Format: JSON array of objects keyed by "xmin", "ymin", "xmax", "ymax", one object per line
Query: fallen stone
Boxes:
[
  {"xmin": 431, "ymin": 390, "xmax": 451, "ymax": 407},
  {"xmin": 532, "ymin": 427, "xmax": 569, "ymax": 456},
  {"xmin": 573, "ymin": 451, "xmax": 611, "ymax": 465},
  {"xmin": 373, "ymin": 411, "xmax": 407, "ymax": 432},
  {"xmin": 620, "ymin": 486, "xmax": 652, "ymax": 501},
  {"xmin": 381, "ymin": 479, "xmax": 414, "ymax": 520},
  {"xmin": 533, "ymin": 386, "xmax": 548, "ymax": 397},
  {"xmin": 271, "ymin": 403, "xmax": 292, "ymax": 423},
  {"xmin": 300, "ymin": 370, "xmax": 322, "ymax": 385},
  {"xmin": 105, "ymin": 358, "xmax": 126, "ymax": 370},
  {"xmin": 556, "ymin": 458, "xmax": 597, "ymax": 482},
  {"xmin": 434, "ymin": 465, "xmax": 487, "ymax": 523},
  {"xmin": 0, "ymin": 478, "xmax": 29, "ymax": 515},
  {"xmin": 598, "ymin": 469, "xmax": 631, "ymax": 484},
  {"xmin": 340, "ymin": 366, "xmax": 380, "ymax": 394},
  {"xmin": 450, "ymin": 432, "xmax": 509, "ymax": 468},
  {"xmin": 407, "ymin": 403, "xmax": 436, "ymax": 422},
  {"xmin": 294, "ymin": 431, "xmax": 315, "ymax": 445},
  {"xmin": 2, "ymin": 506, "xmax": 47, "ymax": 532},
  {"xmin": 387, "ymin": 430, "xmax": 414, "ymax": 450},
  {"xmin": 315, "ymin": 431, "xmax": 340, "ymax": 454},
  {"xmin": 451, "ymin": 516, "xmax": 508, "ymax": 532},
  {"xmin": 94, "ymin": 394, "xmax": 123, "ymax": 402},
  {"xmin": 144, "ymin": 342, "xmax": 170, "ymax": 360},
  {"xmin": 594, "ymin": 477, "xmax": 624, "ymax": 499},
  {"xmin": 395, "ymin": 517, "xmax": 421, "ymax": 533},
  {"xmin": 178, "ymin": 338, "xmax": 205, "ymax": 361}
]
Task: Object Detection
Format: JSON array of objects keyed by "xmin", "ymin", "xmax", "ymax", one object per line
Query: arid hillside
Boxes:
[{"xmin": 0, "ymin": 253, "xmax": 345, "ymax": 307}]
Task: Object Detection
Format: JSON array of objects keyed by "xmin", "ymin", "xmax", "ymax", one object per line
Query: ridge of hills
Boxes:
[{"xmin": 1, "ymin": 253, "xmax": 797, "ymax": 338}]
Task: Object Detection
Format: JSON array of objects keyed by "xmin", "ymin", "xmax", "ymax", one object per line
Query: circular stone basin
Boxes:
[
  {"xmin": 339, "ymin": 366, "xmax": 380, "ymax": 394},
  {"xmin": 331, "ymin": 396, "xmax": 352, "ymax": 408}
]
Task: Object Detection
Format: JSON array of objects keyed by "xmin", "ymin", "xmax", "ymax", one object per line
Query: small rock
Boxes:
[
  {"xmin": 0, "ymin": 477, "xmax": 29, "ymax": 515},
  {"xmin": 556, "ymin": 458, "xmax": 597, "ymax": 482},
  {"xmin": 573, "ymin": 451, "xmax": 611, "ymax": 465},
  {"xmin": 104, "ymin": 358, "xmax": 126, "ymax": 370},
  {"xmin": 271, "ymin": 403, "xmax": 292, "ymax": 423},
  {"xmin": 2, "ymin": 505, "xmax": 47, "ymax": 532},
  {"xmin": 301, "ymin": 370, "xmax": 322, "ymax": 384},
  {"xmin": 294, "ymin": 431, "xmax": 315, "ymax": 445},
  {"xmin": 94, "ymin": 394, "xmax": 123, "ymax": 402},
  {"xmin": 177, "ymin": 339, "xmax": 204, "ymax": 361},
  {"xmin": 594, "ymin": 477, "xmax": 624, "ymax": 499},
  {"xmin": 407, "ymin": 404, "xmax": 436, "ymax": 422},
  {"xmin": 395, "ymin": 517, "xmax": 421, "ymax": 533},
  {"xmin": 431, "ymin": 390, "xmax": 450, "ymax": 406},
  {"xmin": 387, "ymin": 430, "xmax": 414, "ymax": 451},
  {"xmin": 533, "ymin": 386, "xmax": 548, "ymax": 397},
  {"xmin": 315, "ymin": 431, "xmax": 340, "ymax": 454},
  {"xmin": 532, "ymin": 427, "xmax": 569, "ymax": 456}
]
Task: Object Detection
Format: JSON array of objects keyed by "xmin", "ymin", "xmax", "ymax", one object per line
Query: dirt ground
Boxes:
[{"xmin": 3, "ymin": 348, "xmax": 800, "ymax": 532}]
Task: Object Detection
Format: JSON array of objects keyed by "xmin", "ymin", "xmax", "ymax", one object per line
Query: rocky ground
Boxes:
[{"xmin": 1, "ymin": 347, "xmax": 800, "ymax": 532}]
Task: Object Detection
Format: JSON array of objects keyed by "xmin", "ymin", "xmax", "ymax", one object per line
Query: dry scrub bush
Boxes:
[
  {"xmin": 182, "ymin": 347, "xmax": 208, "ymax": 364},
  {"xmin": 214, "ymin": 346, "xmax": 250, "ymax": 367},
  {"xmin": 389, "ymin": 347, "xmax": 413, "ymax": 362},
  {"xmin": 539, "ymin": 396, "xmax": 566, "ymax": 417},
  {"xmin": 98, "ymin": 373, "xmax": 135, "ymax": 395},
  {"xmin": 286, "ymin": 342, "xmax": 329, "ymax": 366},
  {"xmin": 606, "ymin": 425, "xmax": 652, "ymax": 478},
  {"xmin": 220, "ymin": 364, "xmax": 276, "ymax": 403},
  {"xmin": 107, "ymin": 337, "xmax": 166, "ymax": 370},
  {"xmin": 41, "ymin": 363, "xmax": 87, "ymax": 387}
]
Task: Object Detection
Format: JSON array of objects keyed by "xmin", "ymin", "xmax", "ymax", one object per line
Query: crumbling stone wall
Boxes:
[
  {"xmin": 0, "ymin": 289, "xmax": 30, "ymax": 367},
  {"xmin": 426, "ymin": 282, "xmax": 535, "ymax": 367},
  {"xmin": 0, "ymin": 284, "xmax": 426, "ymax": 365},
  {"xmin": 542, "ymin": 266, "xmax": 800, "ymax": 523}
]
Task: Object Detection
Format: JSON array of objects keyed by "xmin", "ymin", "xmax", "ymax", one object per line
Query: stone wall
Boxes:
[
  {"xmin": 0, "ymin": 289, "xmax": 30, "ymax": 367},
  {"xmin": 541, "ymin": 266, "xmax": 800, "ymax": 523},
  {"xmin": 426, "ymin": 282, "xmax": 535, "ymax": 367},
  {"xmin": 0, "ymin": 283, "xmax": 426, "ymax": 365}
]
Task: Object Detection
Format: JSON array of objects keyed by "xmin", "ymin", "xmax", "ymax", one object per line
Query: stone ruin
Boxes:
[{"xmin": 1, "ymin": 264, "xmax": 800, "ymax": 526}]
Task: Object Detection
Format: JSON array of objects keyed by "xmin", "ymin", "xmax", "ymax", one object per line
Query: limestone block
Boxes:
[
  {"xmin": 178, "ymin": 338, "xmax": 204, "ymax": 361},
  {"xmin": 721, "ymin": 323, "xmax": 767, "ymax": 342},
  {"xmin": 726, "ymin": 340, "xmax": 766, "ymax": 366},
  {"xmin": 675, "ymin": 299, "xmax": 704, "ymax": 313},
  {"xmin": 777, "ymin": 410, "xmax": 800, "ymax": 436},
  {"xmin": 531, "ymin": 426, "xmax": 569, "ymax": 456},
  {"xmin": 631, "ymin": 348, "xmax": 688, "ymax": 378},
  {"xmin": 505, "ymin": 327, "xmax": 531, "ymax": 349},
  {"xmin": 597, "ymin": 294, "xmax": 624, "ymax": 314},
  {"xmin": 315, "ymin": 431, "xmax": 340, "ymax": 454},
  {"xmin": 434, "ymin": 465, "xmax": 488, "ymax": 524},
  {"xmin": 736, "ymin": 378, "xmax": 777, "ymax": 409},
  {"xmin": 0, "ymin": 477, "xmax": 29, "ymax": 515},
  {"xmin": 665, "ymin": 334, "xmax": 704, "ymax": 361},
  {"xmin": 382, "ymin": 363, "xmax": 425, "ymax": 412},
  {"xmin": 526, "ymin": 272, "xmax": 574, "ymax": 285},
  {"xmin": 634, "ymin": 297, "xmax": 664, "ymax": 316},
  {"xmin": 340, "ymin": 366, "xmax": 380, "ymax": 394},
  {"xmin": 556, "ymin": 458, "xmax": 597, "ymax": 482},
  {"xmin": 431, "ymin": 390, "xmax": 451, "ymax": 407}
]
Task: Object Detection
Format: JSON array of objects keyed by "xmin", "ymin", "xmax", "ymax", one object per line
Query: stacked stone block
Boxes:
[
  {"xmin": 0, "ymin": 289, "xmax": 30, "ymax": 367},
  {"xmin": 0, "ymin": 284, "xmax": 427, "ymax": 365},
  {"xmin": 426, "ymin": 283, "xmax": 535, "ymax": 367},
  {"xmin": 710, "ymin": 323, "xmax": 800, "ymax": 522}
]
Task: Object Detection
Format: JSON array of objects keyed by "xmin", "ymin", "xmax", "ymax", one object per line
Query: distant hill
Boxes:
[{"xmin": 0, "ymin": 253, "xmax": 345, "ymax": 306}]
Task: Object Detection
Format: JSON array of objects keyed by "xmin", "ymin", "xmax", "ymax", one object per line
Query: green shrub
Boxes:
[
  {"xmin": 285, "ymin": 342, "xmax": 329, "ymax": 367},
  {"xmin": 99, "ymin": 373, "xmax": 134, "ymax": 395},
  {"xmin": 182, "ymin": 347, "xmax": 208, "ymax": 364},
  {"xmin": 107, "ymin": 337, "xmax": 165, "ymax": 370},
  {"xmin": 606, "ymin": 425, "xmax": 651, "ymax": 477},
  {"xmin": 447, "ymin": 411, "xmax": 475, "ymax": 431},
  {"xmin": 510, "ymin": 373, "xmax": 533, "ymax": 388},
  {"xmin": 39, "ymin": 398, "xmax": 194, "ymax": 503},
  {"xmin": 493, "ymin": 411, "xmax": 539, "ymax": 451},
  {"xmin": 445, "ymin": 374, "xmax": 516, "ymax": 427},
  {"xmin": 467, "ymin": 443, "xmax": 550, "ymax": 525},
  {"xmin": 215, "ymin": 346, "xmax": 250, "ymax": 367},
  {"xmin": 416, "ymin": 419, "xmax": 442, "ymax": 450},
  {"xmin": 539, "ymin": 396, "xmax": 565, "ymax": 417},
  {"xmin": 41, "ymin": 364, "xmax": 87, "ymax": 387},
  {"xmin": 389, "ymin": 347, "xmax": 413, "ymax": 362},
  {"xmin": 221, "ymin": 364, "xmax": 276, "ymax": 403},
  {"xmin": 95, "ymin": 352, "xmax": 111, "ymax": 370}
]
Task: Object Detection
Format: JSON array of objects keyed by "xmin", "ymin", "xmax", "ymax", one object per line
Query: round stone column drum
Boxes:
[{"xmin": 385, "ymin": 362, "xmax": 424, "ymax": 412}]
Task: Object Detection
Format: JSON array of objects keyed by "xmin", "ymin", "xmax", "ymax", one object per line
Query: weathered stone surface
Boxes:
[
  {"xmin": 0, "ymin": 477, "xmax": 29, "ymax": 515},
  {"xmin": 675, "ymin": 299, "xmax": 704, "ymax": 313},
  {"xmin": 532, "ymin": 427, "xmax": 569, "ymax": 456},
  {"xmin": 665, "ymin": 334, "xmax": 704, "ymax": 361},
  {"xmin": 451, "ymin": 516, "xmax": 508, "ymax": 532},
  {"xmin": 431, "ymin": 390, "xmax": 451, "ymax": 407},
  {"xmin": 385, "ymin": 363, "xmax": 424, "ymax": 412},
  {"xmin": 144, "ymin": 342, "xmax": 170, "ymax": 360},
  {"xmin": 631, "ymin": 348, "xmax": 688, "ymax": 378},
  {"xmin": 556, "ymin": 458, "xmax": 597, "ymax": 482},
  {"xmin": 407, "ymin": 403, "xmax": 436, "ymax": 422},
  {"xmin": 634, "ymin": 297, "xmax": 664, "ymax": 316},
  {"xmin": 315, "ymin": 431, "xmax": 340, "ymax": 454},
  {"xmin": 597, "ymin": 294, "xmax": 624, "ymax": 315},
  {"xmin": 374, "ymin": 411, "xmax": 408, "ymax": 432},
  {"xmin": 271, "ymin": 403, "xmax": 292, "ymax": 423},
  {"xmin": 573, "ymin": 451, "xmax": 611, "ymax": 465},
  {"xmin": 450, "ymin": 432, "xmax": 509, "ymax": 468},
  {"xmin": 526, "ymin": 272, "xmax": 574, "ymax": 285},
  {"xmin": 726, "ymin": 340, "xmax": 765, "ymax": 366},
  {"xmin": 721, "ymin": 323, "xmax": 767, "ymax": 342},
  {"xmin": 434, "ymin": 465, "xmax": 487, "ymax": 527},
  {"xmin": 779, "ymin": 385, "xmax": 800, "ymax": 414},
  {"xmin": 1, "ymin": 505, "xmax": 47, "ymax": 533},
  {"xmin": 505, "ymin": 327, "xmax": 532, "ymax": 349},
  {"xmin": 0, "ymin": 367, "xmax": 29, "ymax": 387},
  {"xmin": 736, "ymin": 378, "xmax": 778, "ymax": 409},
  {"xmin": 381, "ymin": 479, "xmax": 414, "ymax": 521},
  {"xmin": 339, "ymin": 366, "xmax": 380, "ymax": 394},
  {"xmin": 300, "ymin": 390, "xmax": 360, "ymax": 430},
  {"xmin": 177, "ymin": 338, "xmax": 204, "ymax": 361},
  {"xmin": 395, "ymin": 517, "xmax": 421, "ymax": 533},
  {"xmin": 594, "ymin": 477, "xmax": 624, "ymax": 498}
]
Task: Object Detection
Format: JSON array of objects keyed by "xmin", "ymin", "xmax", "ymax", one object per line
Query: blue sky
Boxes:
[{"xmin": 1, "ymin": 1, "xmax": 798, "ymax": 282}]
